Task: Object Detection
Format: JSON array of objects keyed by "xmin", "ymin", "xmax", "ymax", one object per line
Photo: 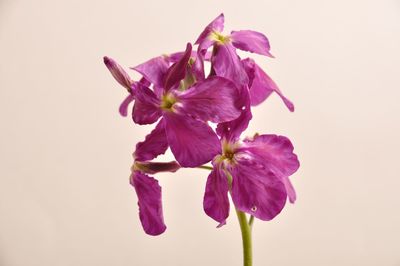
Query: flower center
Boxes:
[
  {"xmin": 220, "ymin": 139, "xmax": 238, "ymax": 163},
  {"xmin": 160, "ymin": 93, "xmax": 177, "ymax": 111},
  {"xmin": 210, "ymin": 31, "xmax": 230, "ymax": 45}
]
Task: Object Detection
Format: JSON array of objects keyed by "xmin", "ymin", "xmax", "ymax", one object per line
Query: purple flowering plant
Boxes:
[{"xmin": 104, "ymin": 13, "xmax": 299, "ymax": 266}]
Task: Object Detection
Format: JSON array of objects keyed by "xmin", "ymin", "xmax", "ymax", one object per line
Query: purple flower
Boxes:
[
  {"xmin": 132, "ymin": 43, "xmax": 243, "ymax": 167},
  {"xmin": 203, "ymin": 98, "xmax": 299, "ymax": 226},
  {"xmin": 130, "ymin": 121, "xmax": 180, "ymax": 236},
  {"xmin": 195, "ymin": 13, "xmax": 294, "ymax": 110}
]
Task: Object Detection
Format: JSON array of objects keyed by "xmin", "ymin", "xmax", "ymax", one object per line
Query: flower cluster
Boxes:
[{"xmin": 104, "ymin": 14, "xmax": 299, "ymax": 236}]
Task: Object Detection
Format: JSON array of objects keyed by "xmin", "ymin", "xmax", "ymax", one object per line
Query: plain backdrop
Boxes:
[{"xmin": 1, "ymin": 0, "xmax": 400, "ymax": 265}]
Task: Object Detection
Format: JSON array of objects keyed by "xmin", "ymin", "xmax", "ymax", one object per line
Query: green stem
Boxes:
[
  {"xmin": 236, "ymin": 209, "xmax": 253, "ymax": 266},
  {"xmin": 197, "ymin": 166, "xmax": 253, "ymax": 265},
  {"xmin": 197, "ymin": 165, "xmax": 213, "ymax": 170}
]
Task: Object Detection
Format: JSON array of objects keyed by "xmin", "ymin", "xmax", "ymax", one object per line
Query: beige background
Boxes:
[{"xmin": 1, "ymin": 0, "xmax": 400, "ymax": 265}]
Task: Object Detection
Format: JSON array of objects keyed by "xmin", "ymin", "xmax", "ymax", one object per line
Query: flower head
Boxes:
[{"xmin": 132, "ymin": 43, "xmax": 243, "ymax": 167}]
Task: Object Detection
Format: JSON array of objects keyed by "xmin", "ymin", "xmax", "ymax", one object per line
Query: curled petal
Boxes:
[
  {"xmin": 119, "ymin": 94, "xmax": 135, "ymax": 117},
  {"xmin": 163, "ymin": 43, "xmax": 192, "ymax": 91},
  {"xmin": 132, "ymin": 84, "xmax": 162, "ymax": 125},
  {"xmin": 212, "ymin": 44, "xmax": 248, "ymax": 87},
  {"xmin": 164, "ymin": 112, "xmax": 221, "ymax": 167},
  {"xmin": 229, "ymin": 159, "xmax": 287, "ymax": 221},
  {"xmin": 231, "ymin": 30, "xmax": 274, "ymax": 57},
  {"xmin": 103, "ymin": 56, "xmax": 133, "ymax": 91},
  {"xmin": 203, "ymin": 165, "xmax": 230, "ymax": 227},
  {"xmin": 132, "ymin": 56, "xmax": 169, "ymax": 89},
  {"xmin": 176, "ymin": 76, "xmax": 241, "ymax": 123},
  {"xmin": 239, "ymin": 134, "xmax": 300, "ymax": 203},
  {"xmin": 134, "ymin": 119, "xmax": 168, "ymax": 161},
  {"xmin": 243, "ymin": 58, "xmax": 294, "ymax": 111},
  {"xmin": 130, "ymin": 171, "xmax": 166, "ymax": 236}
]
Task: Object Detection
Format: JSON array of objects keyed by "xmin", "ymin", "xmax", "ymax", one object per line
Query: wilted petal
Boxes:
[
  {"xmin": 176, "ymin": 76, "xmax": 241, "ymax": 123},
  {"xmin": 203, "ymin": 165, "xmax": 230, "ymax": 227},
  {"xmin": 216, "ymin": 86, "xmax": 252, "ymax": 141},
  {"xmin": 195, "ymin": 13, "xmax": 225, "ymax": 46},
  {"xmin": 243, "ymin": 58, "xmax": 294, "ymax": 111},
  {"xmin": 164, "ymin": 112, "xmax": 221, "ymax": 167},
  {"xmin": 212, "ymin": 44, "xmax": 248, "ymax": 86},
  {"xmin": 163, "ymin": 43, "xmax": 192, "ymax": 91},
  {"xmin": 231, "ymin": 30, "xmax": 273, "ymax": 57},
  {"xmin": 134, "ymin": 119, "xmax": 168, "ymax": 161},
  {"xmin": 130, "ymin": 171, "xmax": 166, "ymax": 236},
  {"xmin": 132, "ymin": 84, "xmax": 162, "ymax": 125},
  {"xmin": 132, "ymin": 56, "xmax": 169, "ymax": 89},
  {"xmin": 103, "ymin": 56, "xmax": 133, "ymax": 91},
  {"xmin": 229, "ymin": 159, "xmax": 287, "ymax": 221},
  {"xmin": 134, "ymin": 161, "xmax": 181, "ymax": 175},
  {"xmin": 239, "ymin": 134, "xmax": 300, "ymax": 202},
  {"xmin": 119, "ymin": 94, "xmax": 135, "ymax": 117}
]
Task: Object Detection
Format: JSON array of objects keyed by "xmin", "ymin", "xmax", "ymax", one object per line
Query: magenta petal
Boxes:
[
  {"xmin": 131, "ymin": 171, "xmax": 166, "ymax": 236},
  {"xmin": 134, "ymin": 119, "xmax": 168, "ymax": 161},
  {"xmin": 216, "ymin": 86, "xmax": 252, "ymax": 141},
  {"xmin": 163, "ymin": 43, "xmax": 192, "ymax": 91},
  {"xmin": 132, "ymin": 84, "xmax": 162, "ymax": 125},
  {"xmin": 103, "ymin": 56, "xmax": 132, "ymax": 91},
  {"xmin": 176, "ymin": 76, "xmax": 241, "ymax": 123},
  {"xmin": 243, "ymin": 58, "xmax": 294, "ymax": 111},
  {"xmin": 231, "ymin": 30, "xmax": 273, "ymax": 57},
  {"xmin": 241, "ymin": 134, "xmax": 300, "ymax": 178},
  {"xmin": 132, "ymin": 56, "xmax": 169, "ymax": 89},
  {"xmin": 212, "ymin": 44, "xmax": 249, "ymax": 87},
  {"xmin": 195, "ymin": 13, "xmax": 225, "ymax": 45},
  {"xmin": 164, "ymin": 112, "xmax": 221, "ymax": 167},
  {"xmin": 240, "ymin": 134, "xmax": 300, "ymax": 202},
  {"xmin": 203, "ymin": 165, "xmax": 230, "ymax": 226},
  {"xmin": 229, "ymin": 160, "xmax": 287, "ymax": 221}
]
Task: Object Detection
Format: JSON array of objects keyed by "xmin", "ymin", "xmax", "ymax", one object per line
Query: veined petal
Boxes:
[
  {"xmin": 132, "ymin": 56, "xmax": 169, "ymax": 89},
  {"xmin": 216, "ymin": 86, "xmax": 252, "ymax": 141},
  {"xmin": 164, "ymin": 112, "xmax": 221, "ymax": 167},
  {"xmin": 163, "ymin": 43, "xmax": 192, "ymax": 91},
  {"xmin": 134, "ymin": 119, "xmax": 168, "ymax": 161},
  {"xmin": 203, "ymin": 164, "xmax": 230, "ymax": 227},
  {"xmin": 241, "ymin": 134, "xmax": 299, "ymax": 177},
  {"xmin": 212, "ymin": 44, "xmax": 248, "ymax": 87},
  {"xmin": 243, "ymin": 58, "xmax": 294, "ymax": 111},
  {"xmin": 231, "ymin": 30, "xmax": 274, "ymax": 57},
  {"xmin": 130, "ymin": 171, "xmax": 166, "ymax": 236},
  {"xmin": 229, "ymin": 159, "xmax": 287, "ymax": 221},
  {"xmin": 195, "ymin": 13, "xmax": 225, "ymax": 45},
  {"xmin": 103, "ymin": 56, "xmax": 133, "ymax": 91},
  {"xmin": 132, "ymin": 84, "xmax": 162, "ymax": 125},
  {"xmin": 239, "ymin": 134, "xmax": 300, "ymax": 202},
  {"xmin": 176, "ymin": 76, "xmax": 241, "ymax": 123}
]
